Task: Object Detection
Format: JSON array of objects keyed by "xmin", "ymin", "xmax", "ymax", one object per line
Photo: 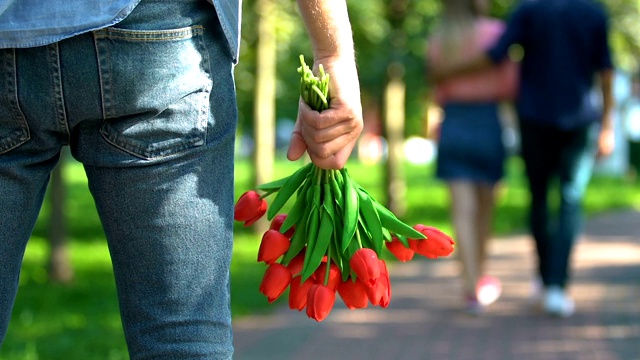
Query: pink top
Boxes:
[{"xmin": 428, "ymin": 18, "xmax": 519, "ymax": 105}]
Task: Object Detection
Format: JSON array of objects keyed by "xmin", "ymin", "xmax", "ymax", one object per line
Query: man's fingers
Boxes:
[
  {"xmin": 303, "ymin": 130, "xmax": 359, "ymax": 162},
  {"xmin": 287, "ymin": 130, "xmax": 307, "ymax": 161},
  {"xmin": 300, "ymin": 119, "xmax": 357, "ymax": 146},
  {"xmin": 298, "ymin": 98, "xmax": 359, "ymax": 131},
  {"xmin": 308, "ymin": 139, "xmax": 357, "ymax": 170}
]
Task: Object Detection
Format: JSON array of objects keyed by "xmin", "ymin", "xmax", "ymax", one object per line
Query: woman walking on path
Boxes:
[
  {"xmin": 426, "ymin": 0, "xmax": 518, "ymax": 314},
  {"xmin": 432, "ymin": 0, "xmax": 615, "ymax": 318}
]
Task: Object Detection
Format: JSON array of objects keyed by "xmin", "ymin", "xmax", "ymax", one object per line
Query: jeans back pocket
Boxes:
[
  {"xmin": 94, "ymin": 26, "xmax": 212, "ymax": 160},
  {"xmin": 0, "ymin": 49, "xmax": 30, "ymax": 154}
]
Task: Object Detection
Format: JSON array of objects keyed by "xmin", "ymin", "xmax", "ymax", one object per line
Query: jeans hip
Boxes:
[{"xmin": 0, "ymin": 0, "xmax": 237, "ymax": 358}]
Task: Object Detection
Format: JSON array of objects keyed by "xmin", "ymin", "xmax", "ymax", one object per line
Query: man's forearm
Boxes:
[
  {"xmin": 600, "ymin": 68, "xmax": 614, "ymax": 129},
  {"xmin": 289, "ymin": 0, "xmax": 363, "ymax": 170},
  {"xmin": 596, "ymin": 68, "xmax": 615, "ymax": 157},
  {"xmin": 296, "ymin": 0, "xmax": 355, "ymax": 60}
]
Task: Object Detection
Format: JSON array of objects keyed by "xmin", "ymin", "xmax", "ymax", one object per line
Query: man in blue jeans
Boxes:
[
  {"xmin": 0, "ymin": 0, "xmax": 363, "ymax": 358},
  {"xmin": 433, "ymin": 0, "xmax": 615, "ymax": 317}
]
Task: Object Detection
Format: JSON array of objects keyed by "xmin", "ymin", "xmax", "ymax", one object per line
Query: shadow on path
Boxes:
[{"xmin": 233, "ymin": 210, "xmax": 640, "ymax": 360}]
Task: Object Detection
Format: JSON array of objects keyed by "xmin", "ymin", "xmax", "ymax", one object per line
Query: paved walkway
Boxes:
[{"xmin": 232, "ymin": 210, "xmax": 640, "ymax": 360}]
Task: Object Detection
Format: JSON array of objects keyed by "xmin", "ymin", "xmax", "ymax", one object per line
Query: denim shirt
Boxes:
[{"xmin": 0, "ymin": 0, "xmax": 241, "ymax": 62}]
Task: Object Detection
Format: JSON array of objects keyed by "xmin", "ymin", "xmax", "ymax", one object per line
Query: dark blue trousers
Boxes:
[{"xmin": 519, "ymin": 120, "xmax": 599, "ymax": 288}]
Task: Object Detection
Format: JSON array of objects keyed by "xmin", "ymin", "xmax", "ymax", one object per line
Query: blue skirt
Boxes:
[{"xmin": 436, "ymin": 102, "xmax": 506, "ymax": 184}]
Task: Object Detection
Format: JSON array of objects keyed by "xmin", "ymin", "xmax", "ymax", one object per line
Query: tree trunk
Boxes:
[
  {"xmin": 383, "ymin": 62, "xmax": 407, "ymax": 217},
  {"xmin": 252, "ymin": 0, "xmax": 277, "ymax": 231},
  {"xmin": 383, "ymin": 0, "xmax": 409, "ymax": 217},
  {"xmin": 47, "ymin": 159, "xmax": 74, "ymax": 283}
]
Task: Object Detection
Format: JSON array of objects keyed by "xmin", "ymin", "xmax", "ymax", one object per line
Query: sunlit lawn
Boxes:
[{"xmin": 1, "ymin": 156, "xmax": 638, "ymax": 359}]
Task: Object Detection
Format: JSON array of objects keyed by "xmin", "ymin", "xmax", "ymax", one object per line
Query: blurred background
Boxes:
[{"xmin": 2, "ymin": 0, "xmax": 640, "ymax": 359}]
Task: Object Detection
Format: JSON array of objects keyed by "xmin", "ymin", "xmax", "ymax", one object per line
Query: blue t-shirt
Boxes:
[
  {"xmin": 0, "ymin": 0, "xmax": 241, "ymax": 63},
  {"xmin": 487, "ymin": 0, "xmax": 613, "ymax": 129}
]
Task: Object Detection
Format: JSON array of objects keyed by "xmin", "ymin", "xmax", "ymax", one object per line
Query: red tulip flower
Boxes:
[
  {"xmin": 365, "ymin": 280, "xmax": 384, "ymax": 306},
  {"xmin": 385, "ymin": 236, "xmax": 415, "ymax": 262},
  {"xmin": 287, "ymin": 250, "xmax": 306, "ymax": 277},
  {"xmin": 306, "ymin": 284, "xmax": 336, "ymax": 322},
  {"xmin": 257, "ymin": 229, "xmax": 291, "ymax": 264},
  {"xmin": 337, "ymin": 277, "xmax": 369, "ymax": 310},
  {"xmin": 378, "ymin": 260, "xmax": 391, "ymax": 307},
  {"xmin": 349, "ymin": 248, "xmax": 380, "ymax": 287},
  {"xmin": 259, "ymin": 263, "xmax": 292, "ymax": 303},
  {"xmin": 313, "ymin": 262, "xmax": 341, "ymax": 291},
  {"xmin": 270, "ymin": 214, "xmax": 295, "ymax": 238},
  {"xmin": 244, "ymin": 201, "xmax": 267, "ymax": 227},
  {"xmin": 409, "ymin": 225, "xmax": 455, "ymax": 259},
  {"xmin": 234, "ymin": 190, "xmax": 267, "ymax": 226},
  {"xmin": 366, "ymin": 260, "xmax": 391, "ymax": 307},
  {"xmin": 289, "ymin": 275, "xmax": 314, "ymax": 311}
]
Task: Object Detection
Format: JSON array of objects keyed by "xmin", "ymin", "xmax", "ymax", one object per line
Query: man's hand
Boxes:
[
  {"xmin": 289, "ymin": 0, "xmax": 364, "ymax": 169},
  {"xmin": 287, "ymin": 56, "xmax": 363, "ymax": 169},
  {"xmin": 597, "ymin": 125, "xmax": 615, "ymax": 158}
]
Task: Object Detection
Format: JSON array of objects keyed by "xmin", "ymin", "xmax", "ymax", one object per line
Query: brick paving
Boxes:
[{"xmin": 232, "ymin": 210, "xmax": 640, "ymax": 360}]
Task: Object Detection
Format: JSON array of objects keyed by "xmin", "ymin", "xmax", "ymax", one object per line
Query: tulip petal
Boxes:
[
  {"xmin": 337, "ymin": 277, "xmax": 369, "ymax": 310},
  {"xmin": 306, "ymin": 284, "xmax": 336, "ymax": 322},
  {"xmin": 257, "ymin": 229, "xmax": 291, "ymax": 264},
  {"xmin": 349, "ymin": 248, "xmax": 380, "ymax": 287},
  {"xmin": 234, "ymin": 191, "xmax": 264, "ymax": 222},
  {"xmin": 385, "ymin": 237, "xmax": 415, "ymax": 262},
  {"xmin": 289, "ymin": 276, "xmax": 314, "ymax": 311},
  {"xmin": 410, "ymin": 225, "xmax": 455, "ymax": 259},
  {"xmin": 259, "ymin": 264, "xmax": 292, "ymax": 303}
]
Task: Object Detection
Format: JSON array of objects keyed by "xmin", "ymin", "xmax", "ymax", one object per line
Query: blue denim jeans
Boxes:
[
  {"xmin": 519, "ymin": 120, "xmax": 599, "ymax": 289},
  {"xmin": 0, "ymin": 0, "xmax": 237, "ymax": 358}
]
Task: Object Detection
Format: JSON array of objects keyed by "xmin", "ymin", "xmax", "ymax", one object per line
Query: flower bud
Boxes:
[
  {"xmin": 313, "ymin": 262, "xmax": 341, "ymax": 291},
  {"xmin": 257, "ymin": 229, "xmax": 291, "ymax": 264},
  {"xmin": 287, "ymin": 250, "xmax": 306, "ymax": 277},
  {"xmin": 337, "ymin": 277, "xmax": 369, "ymax": 310},
  {"xmin": 270, "ymin": 214, "xmax": 295, "ymax": 238},
  {"xmin": 349, "ymin": 248, "xmax": 380, "ymax": 288},
  {"xmin": 259, "ymin": 263, "xmax": 292, "ymax": 303},
  {"xmin": 306, "ymin": 284, "xmax": 336, "ymax": 322},
  {"xmin": 366, "ymin": 260, "xmax": 391, "ymax": 307},
  {"xmin": 385, "ymin": 236, "xmax": 415, "ymax": 262},
  {"xmin": 234, "ymin": 190, "xmax": 266, "ymax": 223},
  {"xmin": 409, "ymin": 225, "xmax": 455, "ymax": 259},
  {"xmin": 289, "ymin": 276, "xmax": 314, "ymax": 311}
]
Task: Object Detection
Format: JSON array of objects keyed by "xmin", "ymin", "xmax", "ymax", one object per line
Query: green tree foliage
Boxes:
[
  {"xmin": 605, "ymin": 0, "xmax": 640, "ymax": 71},
  {"xmin": 236, "ymin": 0, "xmax": 311, "ymax": 138},
  {"xmin": 235, "ymin": 0, "xmax": 640, "ymax": 140}
]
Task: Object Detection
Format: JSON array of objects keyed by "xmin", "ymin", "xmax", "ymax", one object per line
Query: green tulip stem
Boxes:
[
  {"xmin": 315, "ymin": 166, "xmax": 323, "ymax": 186},
  {"xmin": 324, "ymin": 241, "xmax": 332, "ymax": 286},
  {"xmin": 259, "ymin": 188, "xmax": 277, "ymax": 199}
]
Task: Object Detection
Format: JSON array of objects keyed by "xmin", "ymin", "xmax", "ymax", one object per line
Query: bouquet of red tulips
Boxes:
[{"xmin": 234, "ymin": 55, "xmax": 455, "ymax": 322}]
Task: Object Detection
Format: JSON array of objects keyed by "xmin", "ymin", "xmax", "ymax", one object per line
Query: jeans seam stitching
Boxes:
[{"xmin": 0, "ymin": 48, "xmax": 30, "ymax": 154}]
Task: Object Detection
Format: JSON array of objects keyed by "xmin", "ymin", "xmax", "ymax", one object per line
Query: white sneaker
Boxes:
[{"xmin": 543, "ymin": 286, "xmax": 575, "ymax": 318}]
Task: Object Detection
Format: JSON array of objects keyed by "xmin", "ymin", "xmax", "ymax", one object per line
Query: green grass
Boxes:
[{"xmin": 1, "ymin": 157, "xmax": 638, "ymax": 359}]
